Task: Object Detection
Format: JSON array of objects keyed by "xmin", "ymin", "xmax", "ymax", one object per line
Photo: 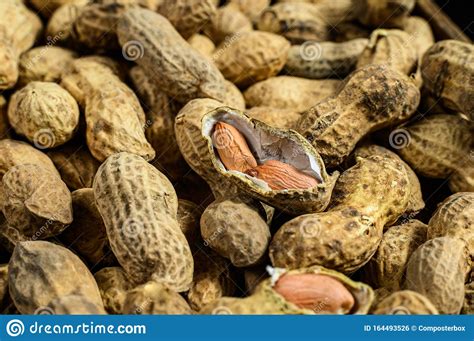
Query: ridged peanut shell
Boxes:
[
  {"xmin": 213, "ymin": 31, "xmax": 290, "ymax": 87},
  {"xmin": 257, "ymin": 3, "xmax": 329, "ymax": 43},
  {"xmin": 357, "ymin": 29, "xmax": 418, "ymax": 76},
  {"xmin": 203, "ymin": 107, "xmax": 339, "ymax": 214},
  {"xmin": 177, "ymin": 199, "xmax": 202, "ymax": 251},
  {"xmin": 354, "ymin": 145, "xmax": 424, "ymax": 215},
  {"xmin": 0, "ymin": 97, "xmax": 10, "ymax": 139},
  {"xmin": 93, "ymin": 152, "xmax": 193, "ymax": 292},
  {"xmin": 229, "ymin": 0, "xmax": 269, "ymax": 22},
  {"xmin": 402, "ymin": 16, "xmax": 434, "ymax": 58},
  {"xmin": 372, "ymin": 290, "xmax": 438, "ymax": 314},
  {"xmin": 8, "ymin": 241, "xmax": 104, "ymax": 314},
  {"xmin": 8, "ymin": 82, "xmax": 80, "ymax": 148},
  {"xmin": 122, "ymin": 281, "xmax": 192, "ymax": 314},
  {"xmin": 285, "ymin": 39, "xmax": 368, "ymax": 79},
  {"xmin": 405, "ymin": 237, "xmax": 467, "ymax": 314},
  {"xmin": 18, "ymin": 47, "xmax": 77, "ymax": 86},
  {"xmin": 421, "ymin": 40, "xmax": 474, "ymax": 120},
  {"xmin": 117, "ymin": 8, "xmax": 227, "ymax": 103},
  {"xmin": 246, "ymin": 107, "xmax": 301, "ymax": 130},
  {"xmin": 46, "ymin": 1, "xmax": 89, "ymax": 47},
  {"xmin": 188, "ymin": 34, "xmax": 215, "ymax": 58},
  {"xmin": 158, "ymin": 0, "xmax": 217, "ymax": 40},
  {"xmin": 200, "ymin": 198, "xmax": 270, "ymax": 267},
  {"xmin": 364, "ymin": 220, "xmax": 427, "ymax": 289},
  {"xmin": 29, "ymin": 0, "xmax": 79, "ymax": 18},
  {"xmin": 0, "ymin": 139, "xmax": 59, "ymax": 180},
  {"xmin": 201, "ymin": 266, "xmax": 373, "ymax": 314},
  {"xmin": 297, "ymin": 64, "xmax": 420, "ymax": 167},
  {"xmin": 1, "ymin": 164, "xmax": 72, "ymax": 239},
  {"xmin": 47, "ymin": 295, "xmax": 107, "ymax": 315},
  {"xmin": 428, "ymin": 192, "xmax": 474, "ymax": 261},
  {"xmin": 95, "ymin": 267, "xmax": 134, "ymax": 314},
  {"xmin": 396, "ymin": 114, "xmax": 473, "ymax": 179},
  {"xmin": 244, "ymin": 76, "xmax": 341, "ymax": 113},
  {"xmin": 203, "ymin": 4, "xmax": 252, "ymax": 44}
]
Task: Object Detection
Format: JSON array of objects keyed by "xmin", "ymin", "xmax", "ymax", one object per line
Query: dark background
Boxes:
[{"xmin": 435, "ymin": 0, "xmax": 474, "ymax": 39}]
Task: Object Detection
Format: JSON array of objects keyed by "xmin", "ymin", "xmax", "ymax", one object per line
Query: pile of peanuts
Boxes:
[{"xmin": 0, "ymin": 0, "xmax": 472, "ymax": 315}]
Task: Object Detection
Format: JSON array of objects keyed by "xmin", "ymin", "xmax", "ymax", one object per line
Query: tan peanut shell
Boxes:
[
  {"xmin": 117, "ymin": 8, "xmax": 227, "ymax": 103},
  {"xmin": 129, "ymin": 65, "xmax": 188, "ymax": 181},
  {"xmin": 372, "ymin": 290, "xmax": 438, "ymax": 314},
  {"xmin": 402, "ymin": 16, "xmax": 435, "ymax": 58},
  {"xmin": 297, "ymin": 64, "xmax": 420, "ymax": 167},
  {"xmin": 0, "ymin": 139, "xmax": 60, "ymax": 181},
  {"xmin": 356, "ymin": 29, "xmax": 418, "ymax": 76},
  {"xmin": 188, "ymin": 34, "xmax": 215, "ymax": 58},
  {"xmin": 59, "ymin": 188, "xmax": 116, "ymax": 268},
  {"xmin": 203, "ymin": 4, "xmax": 253, "ymax": 44},
  {"xmin": 0, "ymin": 0, "xmax": 42, "ymax": 90},
  {"xmin": 244, "ymin": 76, "xmax": 341, "ymax": 114},
  {"xmin": 428, "ymin": 192, "xmax": 474, "ymax": 261},
  {"xmin": 229, "ymin": 0, "xmax": 270, "ymax": 22},
  {"xmin": 405, "ymin": 237, "xmax": 467, "ymax": 314},
  {"xmin": 364, "ymin": 220, "xmax": 427, "ymax": 290},
  {"xmin": 257, "ymin": 3, "xmax": 329, "ymax": 43},
  {"xmin": 270, "ymin": 152, "xmax": 411, "ymax": 274},
  {"xmin": 158, "ymin": 0, "xmax": 217, "ymax": 40},
  {"xmin": 73, "ymin": 2, "xmax": 130, "ymax": 51},
  {"xmin": 213, "ymin": 31, "xmax": 290, "ymax": 87},
  {"xmin": 1, "ymin": 164, "xmax": 72, "ymax": 240},
  {"xmin": 48, "ymin": 144, "xmax": 100, "ymax": 190},
  {"xmin": 202, "ymin": 107, "xmax": 339, "ymax": 214},
  {"xmin": 396, "ymin": 114, "xmax": 473, "ymax": 191},
  {"xmin": 246, "ymin": 107, "xmax": 301, "ymax": 130},
  {"xmin": 285, "ymin": 39, "xmax": 368, "ymax": 79},
  {"xmin": 122, "ymin": 281, "xmax": 193, "ymax": 314},
  {"xmin": 8, "ymin": 241, "xmax": 104, "ymax": 314},
  {"xmin": 8, "ymin": 82, "xmax": 80, "ymax": 148},
  {"xmin": 201, "ymin": 266, "xmax": 373, "ymax": 314},
  {"xmin": 421, "ymin": 40, "xmax": 474, "ymax": 121},
  {"xmin": 18, "ymin": 47, "xmax": 77, "ymax": 86},
  {"xmin": 95, "ymin": 267, "xmax": 134, "ymax": 314},
  {"xmin": 354, "ymin": 145, "xmax": 424, "ymax": 215},
  {"xmin": 93, "ymin": 152, "xmax": 193, "ymax": 292},
  {"xmin": 187, "ymin": 248, "xmax": 236, "ymax": 311},
  {"xmin": 29, "ymin": 0, "xmax": 79, "ymax": 18},
  {"xmin": 332, "ymin": 22, "xmax": 371, "ymax": 42},
  {"xmin": 46, "ymin": 1, "xmax": 89, "ymax": 47},
  {"xmin": 61, "ymin": 58, "xmax": 155, "ymax": 162},
  {"xmin": 200, "ymin": 198, "xmax": 271, "ymax": 267},
  {"xmin": 47, "ymin": 295, "xmax": 107, "ymax": 315},
  {"xmin": 353, "ymin": 0, "xmax": 415, "ymax": 27}
]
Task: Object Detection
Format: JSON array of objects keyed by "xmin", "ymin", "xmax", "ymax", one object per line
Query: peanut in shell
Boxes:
[
  {"xmin": 297, "ymin": 64, "xmax": 420, "ymax": 167},
  {"xmin": 8, "ymin": 241, "xmax": 104, "ymax": 314},
  {"xmin": 421, "ymin": 40, "xmax": 474, "ymax": 121},
  {"xmin": 201, "ymin": 266, "xmax": 373, "ymax": 314},
  {"xmin": 117, "ymin": 8, "xmax": 227, "ymax": 103},
  {"xmin": 95, "ymin": 267, "xmax": 134, "ymax": 315},
  {"xmin": 244, "ymin": 76, "xmax": 341, "ymax": 113},
  {"xmin": 200, "ymin": 198, "xmax": 271, "ymax": 267},
  {"xmin": 213, "ymin": 31, "xmax": 290, "ymax": 87},
  {"xmin": 405, "ymin": 237, "xmax": 467, "ymax": 314},
  {"xmin": 93, "ymin": 152, "xmax": 193, "ymax": 292}
]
